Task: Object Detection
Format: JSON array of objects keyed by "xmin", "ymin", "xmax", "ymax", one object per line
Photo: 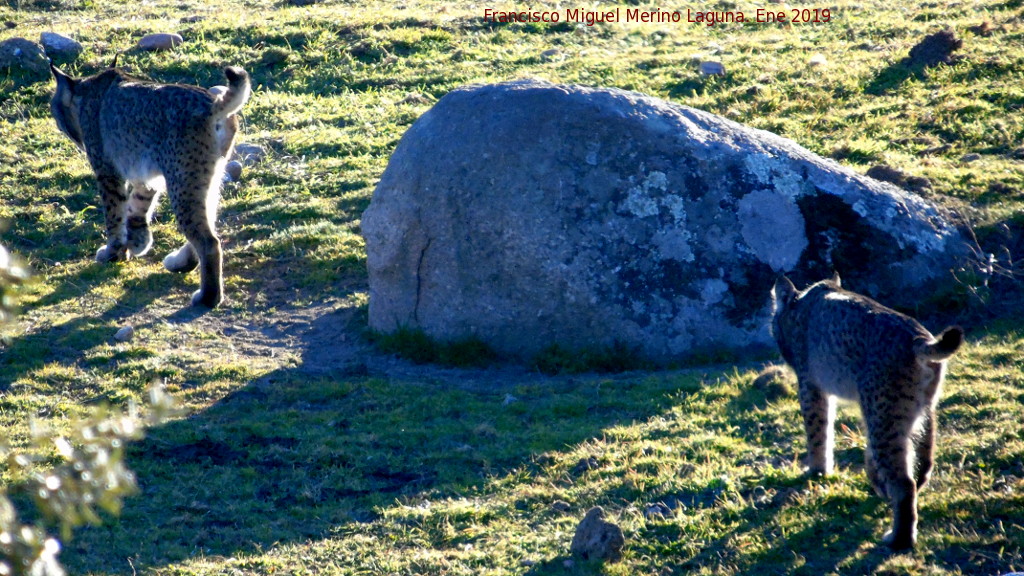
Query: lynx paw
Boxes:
[
  {"xmin": 95, "ymin": 244, "xmax": 128, "ymax": 262},
  {"xmin": 127, "ymin": 226, "xmax": 154, "ymax": 257},
  {"xmin": 163, "ymin": 245, "xmax": 199, "ymax": 273},
  {"xmin": 191, "ymin": 289, "xmax": 222, "ymax": 308},
  {"xmin": 882, "ymin": 529, "xmax": 915, "ymax": 551}
]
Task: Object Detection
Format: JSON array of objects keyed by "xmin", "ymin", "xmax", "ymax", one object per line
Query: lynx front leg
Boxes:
[
  {"xmin": 94, "ymin": 173, "xmax": 130, "ymax": 262},
  {"xmin": 798, "ymin": 380, "xmax": 836, "ymax": 475},
  {"xmin": 126, "ymin": 182, "xmax": 161, "ymax": 257}
]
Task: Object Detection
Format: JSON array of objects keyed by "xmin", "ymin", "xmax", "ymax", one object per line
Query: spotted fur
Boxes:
[
  {"xmin": 771, "ymin": 274, "xmax": 963, "ymax": 550},
  {"xmin": 50, "ymin": 64, "xmax": 251, "ymax": 308}
]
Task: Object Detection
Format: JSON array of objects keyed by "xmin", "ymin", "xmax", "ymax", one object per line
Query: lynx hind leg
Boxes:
[
  {"xmin": 914, "ymin": 407, "xmax": 937, "ymax": 490},
  {"xmin": 95, "ymin": 173, "xmax": 130, "ymax": 262},
  {"xmin": 163, "ymin": 243, "xmax": 199, "ymax": 273},
  {"xmin": 798, "ymin": 379, "xmax": 836, "ymax": 475},
  {"xmin": 867, "ymin": 420, "xmax": 919, "ymax": 550},
  {"xmin": 126, "ymin": 183, "xmax": 161, "ymax": 257},
  {"xmin": 167, "ymin": 168, "xmax": 223, "ymax": 308}
]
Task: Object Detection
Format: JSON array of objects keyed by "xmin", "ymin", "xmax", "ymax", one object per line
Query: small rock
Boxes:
[
  {"xmin": 399, "ymin": 92, "xmax": 431, "ymax": 105},
  {"xmin": 551, "ymin": 500, "xmax": 571, "ymax": 513},
  {"xmin": 752, "ymin": 364, "xmax": 794, "ymax": 400},
  {"xmin": 807, "ymin": 53, "xmax": 827, "ymax": 67},
  {"xmin": 918, "ymin": 143, "xmax": 951, "ymax": 156},
  {"xmin": 643, "ymin": 502, "xmax": 671, "ymax": 519},
  {"xmin": 866, "ymin": 164, "xmax": 933, "ymax": 194},
  {"xmin": 572, "ymin": 456, "xmax": 600, "ymax": 475},
  {"xmin": 224, "ymin": 160, "xmax": 243, "ymax": 182},
  {"xmin": 39, "ymin": 32, "xmax": 83, "ymax": 63},
  {"xmin": 137, "ymin": 33, "xmax": 183, "ymax": 52},
  {"xmin": 519, "ymin": 559, "xmax": 536, "ymax": 567},
  {"xmin": 570, "ymin": 507, "xmax": 625, "ymax": 561},
  {"xmin": 967, "ymin": 21, "xmax": 994, "ymax": 37},
  {"xmin": 699, "ymin": 61, "xmax": 726, "ymax": 76},
  {"xmin": 180, "ymin": 15, "xmax": 205, "ymax": 23},
  {"xmin": 0, "ymin": 38, "xmax": 49, "ymax": 76},
  {"xmin": 4, "ymin": 21, "xmax": 15, "ymax": 29},
  {"xmin": 961, "ymin": 153, "xmax": 982, "ymax": 163},
  {"xmin": 540, "ymin": 48, "xmax": 561, "ymax": 62},
  {"xmin": 904, "ymin": 29, "xmax": 962, "ymax": 68},
  {"xmin": 114, "ymin": 326, "xmax": 135, "ymax": 342},
  {"xmin": 233, "ymin": 143, "xmax": 267, "ymax": 165}
]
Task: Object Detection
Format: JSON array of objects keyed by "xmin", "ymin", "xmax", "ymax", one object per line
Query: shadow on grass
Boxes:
[
  {"xmin": 0, "ymin": 265, "xmax": 168, "ymax": 390},
  {"xmin": 55, "ymin": 319, "xmax": 1024, "ymax": 574},
  {"xmin": 60, "ymin": 304, "xmax": 699, "ymax": 573}
]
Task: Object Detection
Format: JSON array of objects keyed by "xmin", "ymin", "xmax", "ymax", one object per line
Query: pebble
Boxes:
[
  {"xmin": 551, "ymin": 500, "xmax": 571, "ymax": 513},
  {"xmin": 224, "ymin": 160, "xmax": 243, "ymax": 182},
  {"xmin": 808, "ymin": 53, "xmax": 827, "ymax": 67},
  {"xmin": 39, "ymin": 32, "xmax": 83, "ymax": 62},
  {"xmin": 699, "ymin": 61, "xmax": 726, "ymax": 76},
  {"xmin": 540, "ymin": 48, "xmax": 561, "ymax": 62},
  {"xmin": 233, "ymin": 142, "xmax": 267, "ymax": 164},
  {"xmin": 961, "ymin": 153, "xmax": 982, "ymax": 163},
  {"xmin": 114, "ymin": 326, "xmax": 135, "ymax": 342},
  {"xmin": 137, "ymin": 33, "xmax": 183, "ymax": 52}
]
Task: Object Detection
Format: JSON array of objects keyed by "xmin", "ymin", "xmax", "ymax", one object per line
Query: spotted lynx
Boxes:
[
  {"xmin": 771, "ymin": 274, "xmax": 963, "ymax": 550},
  {"xmin": 50, "ymin": 64, "xmax": 251, "ymax": 307}
]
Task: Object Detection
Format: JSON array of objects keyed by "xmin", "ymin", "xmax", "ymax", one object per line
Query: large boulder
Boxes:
[{"xmin": 362, "ymin": 80, "xmax": 969, "ymax": 364}]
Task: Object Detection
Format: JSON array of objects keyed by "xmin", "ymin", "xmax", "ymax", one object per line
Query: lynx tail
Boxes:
[
  {"xmin": 213, "ymin": 66, "xmax": 251, "ymax": 120},
  {"xmin": 915, "ymin": 326, "xmax": 964, "ymax": 361}
]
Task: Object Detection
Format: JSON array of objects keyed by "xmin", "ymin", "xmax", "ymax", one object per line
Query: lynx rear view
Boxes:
[
  {"xmin": 771, "ymin": 274, "xmax": 963, "ymax": 550},
  {"xmin": 50, "ymin": 64, "xmax": 251, "ymax": 308}
]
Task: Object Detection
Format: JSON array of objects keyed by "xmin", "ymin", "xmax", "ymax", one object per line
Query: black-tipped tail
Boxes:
[
  {"xmin": 212, "ymin": 66, "xmax": 251, "ymax": 119},
  {"xmin": 916, "ymin": 326, "xmax": 964, "ymax": 361}
]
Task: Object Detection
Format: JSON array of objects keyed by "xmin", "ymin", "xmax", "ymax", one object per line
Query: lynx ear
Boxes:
[
  {"xmin": 51, "ymin": 63, "xmax": 76, "ymax": 98},
  {"xmin": 771, "ymin": 276, "xmax": 798, "ymax": 307},
  {"xmin": 831, "ymin": 271, "xmax": 842, "ymax": 287}
]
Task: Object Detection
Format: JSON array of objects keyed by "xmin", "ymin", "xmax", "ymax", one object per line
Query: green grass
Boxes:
[{"xmin": 1, "ymin": 0, "xmax": 1024, "ymax": 574}]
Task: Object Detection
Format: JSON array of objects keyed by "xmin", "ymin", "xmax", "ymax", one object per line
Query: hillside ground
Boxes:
[{"xmin": 1, "ymin": 0, "xmax": 1023, "ymax": 574}]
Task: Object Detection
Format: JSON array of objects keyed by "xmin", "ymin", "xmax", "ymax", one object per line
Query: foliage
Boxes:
[
  {"xmin": 0, "ymin": 242, "xmax": 29, "ymax": 327},
  {"xmin": 0, "ymin": 383, "xmax": 176, "ymax": 576}
]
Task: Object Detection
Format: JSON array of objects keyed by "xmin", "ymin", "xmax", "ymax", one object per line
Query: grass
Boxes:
[{"xmin": 1, "ymin": 0, "xmax": 1023, "ymax": 574}]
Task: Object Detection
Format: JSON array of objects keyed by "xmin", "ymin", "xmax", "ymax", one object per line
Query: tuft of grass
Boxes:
[
  {"xmin": 532, "ymin": 341, "xmax": 652, "ymax": 375},
  {"xmin": 369, "ymin": 327, "xmax": 498, "ymax": 368}
]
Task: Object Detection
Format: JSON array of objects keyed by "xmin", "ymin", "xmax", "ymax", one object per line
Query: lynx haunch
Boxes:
[
  {"xmin": 771, "ymin": 274, "xmax": 963, "ymax": 550},
  {"xmin": 50, "ymin": 64, "xmax": 251, "ymax": 308}
]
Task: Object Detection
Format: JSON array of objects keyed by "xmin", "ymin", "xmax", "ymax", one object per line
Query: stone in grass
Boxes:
[
  {"xmin": 224, "ymin": 160, "xmax": 243, "ymax": 182},
  {"xmin": 904, "ymin": 29, "xmax": 962, "ymax": 68},
  {"xmin": 114, "ymin": 326, "xmax": 135, "ymax": 342},
  {"xmin": 751, "ymin": 364, "xmax": 794, "ymax": 401},
  {"xmin": 0, "ymin": 38, "xmax": 49, "ymax": 76},
  {"xmin": 865, "ymin": 164, "xmax": 933, "ymax": 194},
  {"xmin": 40, "ymin": 32, "xmax": 83, "ymax": 63},
  {"xmin": 233, "ymin": 142, "xmax": 267, "ymax": 165},
  {"xmin": 570, "ymin": 507, "xmax": 625, "ymax": 561},
  {"xmin": 699, "ymin": 61, "xmax": 725, "ymax": 76},
  {"xmin": 137, "ymin": 33, "xmax": 183, "ymax": 52}
]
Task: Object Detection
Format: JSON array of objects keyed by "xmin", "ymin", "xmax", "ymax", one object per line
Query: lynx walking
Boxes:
[
  {"xmin": 50, "ymin": 64, "xmax": 251, "ymax": 307},
  {"xmin": 771, "ymin": 274, "xmax": 963, "ymax": 550}
]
